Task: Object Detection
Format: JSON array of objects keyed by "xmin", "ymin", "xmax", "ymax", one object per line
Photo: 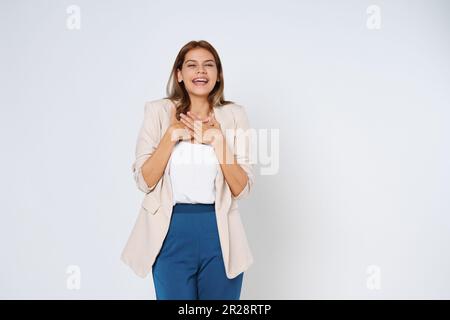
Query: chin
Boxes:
[{"xmin": 189, "ymin": 87, "xmax": 213, "ymax": 94}]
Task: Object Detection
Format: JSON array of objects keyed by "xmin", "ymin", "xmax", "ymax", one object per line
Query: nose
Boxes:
[{"xmin": 197, "ymin": 66, "xmax": 206, "ymax": 73}]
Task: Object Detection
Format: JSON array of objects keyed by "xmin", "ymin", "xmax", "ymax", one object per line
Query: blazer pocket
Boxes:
[{"xmin": 141, "ymin": 193, "xmax": 161, "ymax": 215}]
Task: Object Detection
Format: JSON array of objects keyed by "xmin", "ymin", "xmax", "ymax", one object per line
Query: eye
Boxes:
[{"xmin": 206, "ymin": 64, "xmax": 214, "ymax": 67}]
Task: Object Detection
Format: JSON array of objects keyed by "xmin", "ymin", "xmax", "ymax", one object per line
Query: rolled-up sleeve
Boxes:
[
  {"xmin": 231, "ymin": 105, "xmax": 255, "ymax": 201},
  {"xmin": 132, "ymin": 101, "xmax": 161, "ymax": 194}
]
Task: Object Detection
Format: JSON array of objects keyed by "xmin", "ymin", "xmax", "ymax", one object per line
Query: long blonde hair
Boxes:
[{"xmin": 164, "ymin": 40, "xmax": 234, "ymax": 120}]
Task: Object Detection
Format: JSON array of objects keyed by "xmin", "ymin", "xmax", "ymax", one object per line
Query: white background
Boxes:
[{"xmin": 1, "ymin": 0, "xmax": 449, "ymax": 299}]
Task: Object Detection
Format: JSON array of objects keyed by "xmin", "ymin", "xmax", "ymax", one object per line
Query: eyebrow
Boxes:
[{"xmin": 184, "ymin": 59, "xmax": 215, "ymax": 64}]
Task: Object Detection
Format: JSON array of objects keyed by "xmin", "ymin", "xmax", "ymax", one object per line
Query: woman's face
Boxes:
[{"xmin": 177, "ymin": 48, "xmax": 218, "ymax": 99}]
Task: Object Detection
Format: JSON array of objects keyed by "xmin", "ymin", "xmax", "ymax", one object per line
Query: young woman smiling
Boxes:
[{"xmin": 121, "ymin": 40, "xmax": 255, "ymax": 300}]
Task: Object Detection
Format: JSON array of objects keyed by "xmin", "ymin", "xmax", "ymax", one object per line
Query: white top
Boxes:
[{"xmin": 168, "ymin": 140, "xmax": 219, "ymax": 206}]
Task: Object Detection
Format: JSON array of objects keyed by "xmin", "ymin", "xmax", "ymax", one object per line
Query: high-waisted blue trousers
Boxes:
[{"xmin": 152, "ymin": 203, "xmax": 244, "ymax": 300}]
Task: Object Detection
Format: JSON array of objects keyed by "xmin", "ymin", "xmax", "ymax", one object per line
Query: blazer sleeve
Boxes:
[
  {"xmin": 131, "ymin": 101, "xmax": 161, "ymax": 194},
  {"xmin": 231, "ymin": 105, "xmax": 255, "ymax": 200}
]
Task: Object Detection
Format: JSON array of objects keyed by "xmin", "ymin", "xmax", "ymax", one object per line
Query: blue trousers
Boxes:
[{"xmin": 152, "ymin": 203, "xmax": 244, "ymax": 300}]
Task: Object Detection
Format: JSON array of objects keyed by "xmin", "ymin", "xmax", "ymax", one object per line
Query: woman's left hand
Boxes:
[{"xmin": 180, "ymin": 111, "xmax": 223, "ymax": 146}]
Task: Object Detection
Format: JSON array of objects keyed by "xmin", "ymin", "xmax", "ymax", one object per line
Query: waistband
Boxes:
[{"xmin": 172, "ymin": 203, "xmax": 215, "ymax": 214}]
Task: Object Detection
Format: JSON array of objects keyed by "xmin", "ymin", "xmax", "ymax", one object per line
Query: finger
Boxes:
[
  {"xmin": 187, "ymin": 115, "xmax": 204, "ymax": 133},
  {"xmin": 188, "ymin": 111, "xmax": 210, "ymax": 123},
  {"xmin": 180, "ymin": 113, "xmax": 195, "ymax": 126},
  {"xmin": 187, "ymin": 111, "xmax": 199, "ymax": 120},
  {"xmin": 193, "ymin": 132, "xmax": 202, "ymax": 144},
  {"xmin": 193, "ymin": 122, "xmax": 203, "ymax": 135},
  {"xmin": 186, "ymin": 111, "xmax": 204, "ymax": 125},
  {"xmin": 180, "ymin": 113, "xmax": 195, "ymax": 129},
  {"xmin": 184, "ymin": 123, "xmax": 194, "ymax": 133},
  {"xmin": 180, "ymin": 116, "xmax": 194, "ymax": 131}
]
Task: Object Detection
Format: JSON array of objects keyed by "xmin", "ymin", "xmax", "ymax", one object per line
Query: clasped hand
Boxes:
[{"xmin": 169, "ymin": 105, "xmax": 223, "ymax": 146}]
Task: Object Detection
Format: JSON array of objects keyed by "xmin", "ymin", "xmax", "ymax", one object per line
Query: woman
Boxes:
[{"xmin": 121, "ymin": 40, "xmax": 255, "ymax": 300}]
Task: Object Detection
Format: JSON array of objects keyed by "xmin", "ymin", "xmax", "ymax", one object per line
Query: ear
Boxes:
[{"xmin": 176, "ymin": 68, "xmax": 183, "ymax": 83}]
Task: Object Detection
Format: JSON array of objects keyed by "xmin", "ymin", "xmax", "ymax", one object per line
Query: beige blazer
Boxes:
[{"xmin": 120, "ymin": 98, "xmax": 255, "ymax": 279}]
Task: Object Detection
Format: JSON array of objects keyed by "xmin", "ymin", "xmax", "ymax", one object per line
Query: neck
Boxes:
[{"xmin": 189, "ymin": 96, "xmax": 210, "ymax": 119}]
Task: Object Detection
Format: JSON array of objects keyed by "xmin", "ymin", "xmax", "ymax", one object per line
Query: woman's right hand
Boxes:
[
  {"xmin": 167, "ymin": 104, "xmax": 209, "ymax": 143},
  {"xmin": 167, "ymin": 104, "xmax": 191, "ymax": 143}
]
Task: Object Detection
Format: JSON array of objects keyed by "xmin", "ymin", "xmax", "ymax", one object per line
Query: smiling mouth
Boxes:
[{"xmin": 192, "ymin": 78, "xmax": 209, "ymax": 86}]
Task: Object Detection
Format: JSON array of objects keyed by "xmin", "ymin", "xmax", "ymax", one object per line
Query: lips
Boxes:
[{"xmin": 192, "ymin": 77, "xmax": 209, "ymax": 86}]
